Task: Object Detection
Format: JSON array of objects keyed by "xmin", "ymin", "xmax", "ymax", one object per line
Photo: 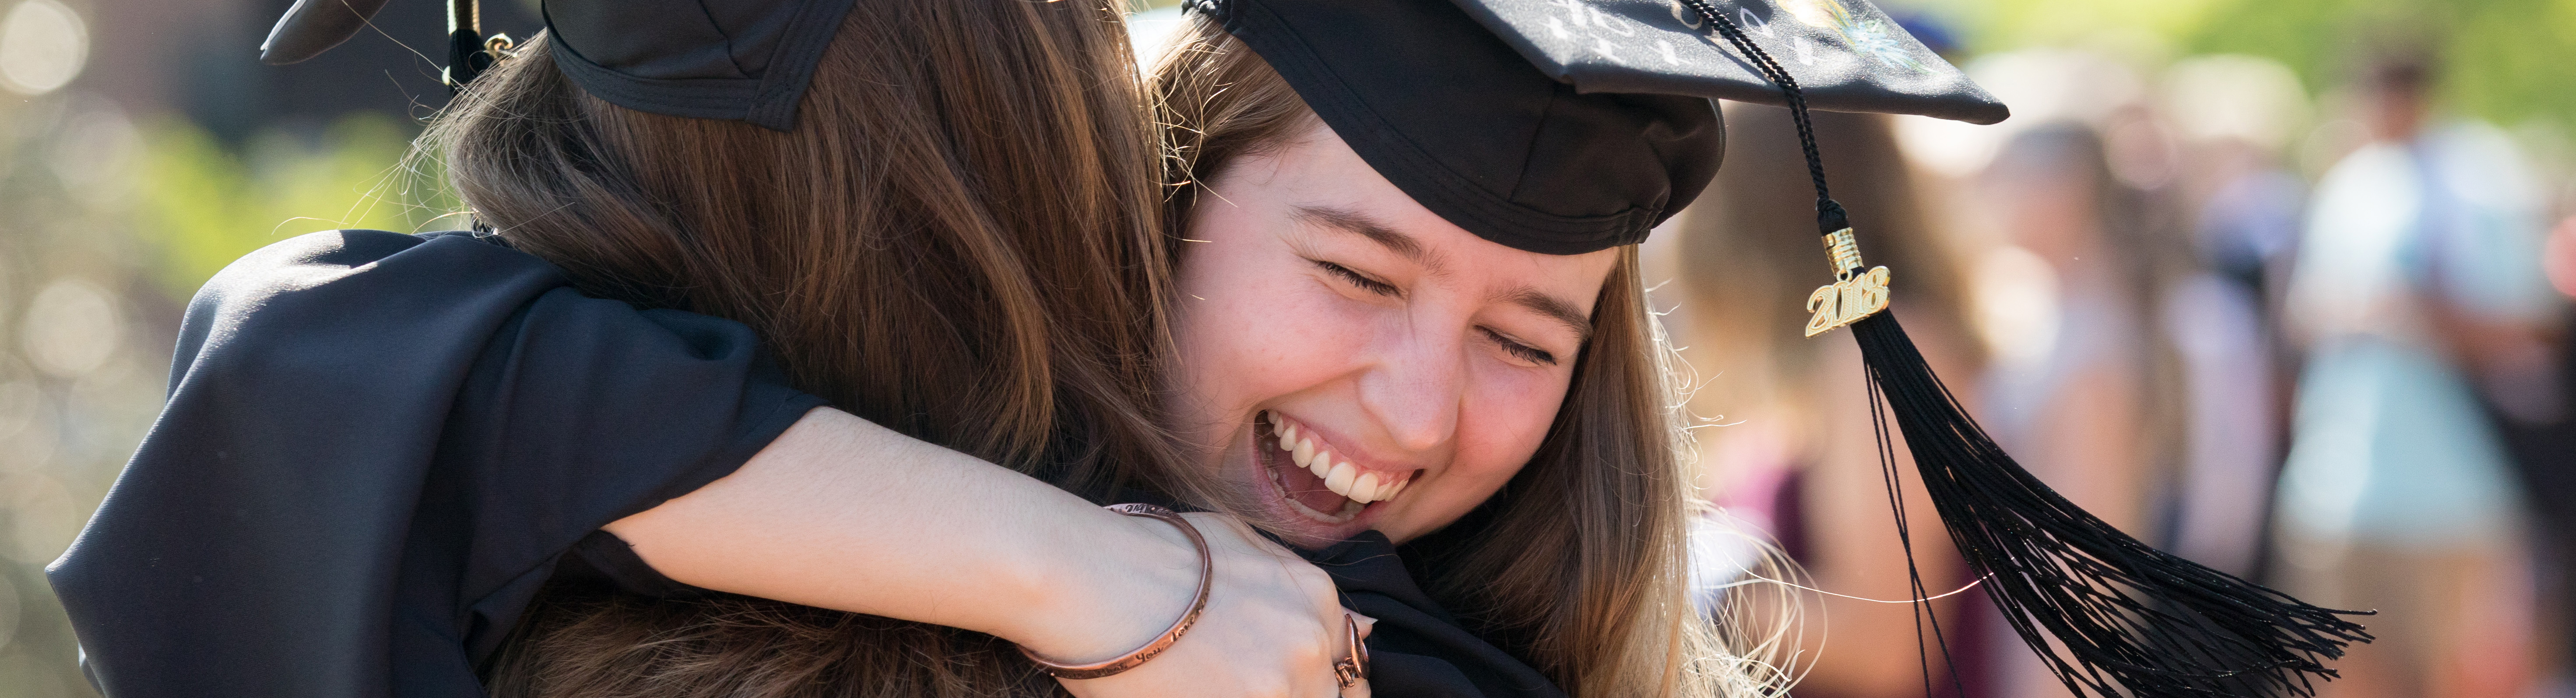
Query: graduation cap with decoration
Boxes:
[{"xmin": 1187, "ymin": 0, "xmax": 2371, "ymax": 694}]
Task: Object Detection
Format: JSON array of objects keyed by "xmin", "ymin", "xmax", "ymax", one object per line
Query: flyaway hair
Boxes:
[{"xmin": 1668, "ymin": 1, "xmax": 2375, "ymax": 695}]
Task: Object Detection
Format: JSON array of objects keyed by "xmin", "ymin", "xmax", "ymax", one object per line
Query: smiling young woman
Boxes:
[{"xmin": 1152, "ymin": 18, "xmax": 1789, "ymax": 697}]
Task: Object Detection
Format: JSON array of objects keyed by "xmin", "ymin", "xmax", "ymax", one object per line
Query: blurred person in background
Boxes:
[
  {"xmin": 2159, "ymin": 55, "xmax": 2313, "ymax": 581},
  {"xmin": 2272, "ymin": 45, "xmax": 2557, "ymax": 698},
  {"xmin": 2524, "ymin": 213, "xmax": 2576, "ymax": 695},
  {"xmin": 1971, "ymin": 122, "xmax": 2189, "ymax": 698},
  {"xmin": 1667, "ymin": 104, "xmax": 1983, "ymax": 698}
]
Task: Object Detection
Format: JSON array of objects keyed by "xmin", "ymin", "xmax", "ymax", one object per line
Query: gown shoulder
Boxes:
[{"xmin": 49, "ymin": 230, "xmax": 826, "ymax": 698}]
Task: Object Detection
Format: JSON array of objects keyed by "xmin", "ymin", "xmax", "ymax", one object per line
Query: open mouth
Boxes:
[{"xmin": 1257, "ymin": 410, "xmax": 1418, "ymax": 525}]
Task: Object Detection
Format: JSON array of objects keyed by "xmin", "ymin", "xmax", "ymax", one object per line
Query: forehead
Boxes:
[
  {"xmin": 1227, "ymin": 125, "xmax": 1431, "ymax": 221},
  {"xmin": 1216, "ymin": 125, "xmax": 1621, "ymax": 310}
]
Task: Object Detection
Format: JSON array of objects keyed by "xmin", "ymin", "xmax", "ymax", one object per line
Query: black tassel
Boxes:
[
  {"xmin": 1673, "ymin": 2, "xmax": 2374, "ymax": 695},
  {"xmin": 1851, "ymin": 307, "xmax": 2370, "ymax": 697},
  {"xmin": 444, "ymin": 0, "xmax": 503, "ymax": 93}
]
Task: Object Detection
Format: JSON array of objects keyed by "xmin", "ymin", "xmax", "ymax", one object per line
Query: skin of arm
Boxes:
[
  {"xmin": 606, "ymin": 406, "xmax": 1196, "ymax": 659},
  {"xmin": 606, "ymin": 407, "xmax": 1367, "ymax": 696}
]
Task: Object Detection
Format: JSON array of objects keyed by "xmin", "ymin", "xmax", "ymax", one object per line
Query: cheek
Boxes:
[
  {"xmin": 1453, "ymin": 367, "xmax": 1570, "ymax": 478},
  {"xmin": 1385, "ymin": 365, "xmax": 1572, "ymax": 538},
  {"xmin": 1170, "ymin": 242, "xmax": 1378, "ymax": 424}
]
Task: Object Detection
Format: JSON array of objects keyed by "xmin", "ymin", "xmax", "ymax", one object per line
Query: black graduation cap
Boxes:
[
  {"xmin": 1192, "ymin": 1, "xmax": 2371, "ymax": 695},
  {"xmin": 258, "ymin": 0, "xmax": 855, "ymax": 130}
]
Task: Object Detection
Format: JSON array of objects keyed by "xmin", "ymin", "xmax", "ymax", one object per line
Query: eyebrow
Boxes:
[
  {"xmin": 1501, "ymin": 287, "xmax": 1595, "ymax": 343},
  {"xmin": 1292, "ymin": 205, "xmax": 1439, "ymax": 273}
]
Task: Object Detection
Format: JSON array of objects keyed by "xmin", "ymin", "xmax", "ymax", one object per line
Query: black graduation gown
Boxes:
[
  {"xmin": 46, "ymin": 230, "xmax": 828, "ymax": 698},
  {"xmin": 48, "ymin": 228, "xmax": 1565, "ymax": 698}
]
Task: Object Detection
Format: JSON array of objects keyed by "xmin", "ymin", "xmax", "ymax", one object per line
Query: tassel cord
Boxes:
[
  {"xmin": 1866, "ymin": 371, "xmax": 1970, "ymax": 698},
  {"xmin": 1675, "ymin": 0, "xmax": 1834, "ymax": 216}
]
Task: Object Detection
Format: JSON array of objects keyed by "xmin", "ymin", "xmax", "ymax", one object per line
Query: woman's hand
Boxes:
[{"xmin": 1020, "ymin": 512, "xmax": 1373, "ymax": 698}]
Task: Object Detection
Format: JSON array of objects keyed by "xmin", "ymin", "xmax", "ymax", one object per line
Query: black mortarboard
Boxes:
[
  {"xmin": 258, "ymin": 0, "xmax": 855, "ymax": 130},
  {"xmin": 1189, "ymin": 0, "xmax": 2004, "ymax": 256},
  {"xmin": 1191, "ymin": 1, "xmax": 2370, "ymax": 695},
  {"xmin": 1191, "ymin": 0, "xmax": 1728, "ymax": 254}
]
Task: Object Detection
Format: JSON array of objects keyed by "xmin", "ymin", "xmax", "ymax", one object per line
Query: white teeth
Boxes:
[
  {"xmin": 1350, "ymin": 473, "xmax": 1382, "ymax": 503},
  {"xmin": 1268, "ymin": 412, "xmax": 1294, "ymax": 443},
  {"xmin": 1263, "ymin": 414, "xmax": 1414, "ymax": 507},
  {"xmin": 1324, "ymin": 461, "xmax": 1357, "ymax": 497}
]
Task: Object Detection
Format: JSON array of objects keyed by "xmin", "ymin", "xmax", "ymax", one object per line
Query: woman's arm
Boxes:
[{"xmin": 608, "ymin": 407, "xmax": 1365, "ymax": 696}]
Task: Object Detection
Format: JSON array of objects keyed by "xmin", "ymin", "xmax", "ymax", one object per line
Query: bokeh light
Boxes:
[
  {"xmin": 21, "ymin": 279, "xmax": 121, "ymax": 379},
  {"xmin": 0, "ymin": 0, "xmax": 87, "ymax": 96}
]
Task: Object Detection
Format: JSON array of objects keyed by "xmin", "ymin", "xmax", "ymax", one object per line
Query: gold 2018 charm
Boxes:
[
  {"xmin": 1804, "ymin": 266, "xmax": 1891, "ymax": 336},
  {"xmin": 1803, "ymin": 228, "xmax": 1891, "ymax": 337}
]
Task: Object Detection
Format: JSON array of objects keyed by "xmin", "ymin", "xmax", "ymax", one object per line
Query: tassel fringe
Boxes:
[{"xmin": 1850, "ymin": 311, "xmax": 2373, "ymax": 697}]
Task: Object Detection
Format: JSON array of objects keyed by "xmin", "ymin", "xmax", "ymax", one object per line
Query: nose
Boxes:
[{"xmin": 1356, "ymin": 326, "xmax": 1464, "ymax": 454}]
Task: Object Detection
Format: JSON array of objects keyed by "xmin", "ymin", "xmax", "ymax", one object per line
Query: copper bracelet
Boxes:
[{"xmin": 1018, "ymin": 503, "xmax": 1214, "ymax": 680}]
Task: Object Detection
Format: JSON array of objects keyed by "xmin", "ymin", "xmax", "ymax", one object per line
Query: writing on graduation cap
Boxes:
[
  {"xmin": 1532, "ymin": 0, "xmax": 1926, "ymax": 72},
  {"xmin": 1802, "ymin": 228, "xmax": 1891, "ymax": 337}
]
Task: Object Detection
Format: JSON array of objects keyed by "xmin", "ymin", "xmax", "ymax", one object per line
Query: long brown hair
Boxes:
[
  {"xmin": 1152, "ymin": 19, "xmax": 1795, "ymax": 698},
  {"xmin": 439, "ymin": 1, "xmax": 1212, "ymax": 695}
]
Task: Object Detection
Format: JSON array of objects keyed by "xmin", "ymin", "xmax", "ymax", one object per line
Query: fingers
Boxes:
[{"xmin": 1149, "ymin": 512, "xmax": 1367, "ymax": 698}]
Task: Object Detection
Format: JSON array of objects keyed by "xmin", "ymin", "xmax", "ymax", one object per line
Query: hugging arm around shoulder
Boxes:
[
  {"xmin": 41, "ymin": 230, "xmax": 1565, "ymax": 698},
  {"xmin": 45, "ymin": 230, "xmax": 827, "ymax": 698}
]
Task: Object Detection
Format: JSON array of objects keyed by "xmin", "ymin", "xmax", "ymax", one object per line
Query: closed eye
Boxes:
[
  {"xmin": 1313, "ymin": 260, "xmax": 1401, "ymax": 298},
  {"xmin": 1481, "ymin": 326, "xmax": 1558, "ymax": 366}
]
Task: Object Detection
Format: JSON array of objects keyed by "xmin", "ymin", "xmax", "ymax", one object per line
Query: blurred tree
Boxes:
[{"xmin": 134, "ymin": 113, "xmax": 452, "ymax": 300}]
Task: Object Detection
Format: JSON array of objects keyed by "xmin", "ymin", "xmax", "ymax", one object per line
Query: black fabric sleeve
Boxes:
[
  {"xmin": 46, "ymin": 230, "xmax": 825, "ymax": 698},
  {"xmin": 432, "ymin": 286, "xmax": 827, "ymax": 669},
  {"xmin": 552, "ymin": 530, "xmax": 710, "ymax": 599}
]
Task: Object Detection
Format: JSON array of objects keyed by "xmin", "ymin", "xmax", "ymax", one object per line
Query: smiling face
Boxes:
[{"xmin": 1167, "ymin": 123, "xmax": 1620, "ymax": 549}]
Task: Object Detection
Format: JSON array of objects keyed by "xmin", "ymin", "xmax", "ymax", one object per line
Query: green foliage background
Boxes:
[
  {"xmin": 1924, "ymin": 0, "xmax": 2576, "ymax": 128},
  {"xmin": 133, "ymin": 114, "xmax": 454, "ymax": 300}
]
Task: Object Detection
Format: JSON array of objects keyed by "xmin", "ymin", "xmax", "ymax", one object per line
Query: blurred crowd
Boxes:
[
  {"xmin": 1660, "ymin": 28, "xmax": 2576, "ymax": 698},
  {"xmin": 0, "ymin": 0, "xmax": 2573, "ymax": 697}
]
